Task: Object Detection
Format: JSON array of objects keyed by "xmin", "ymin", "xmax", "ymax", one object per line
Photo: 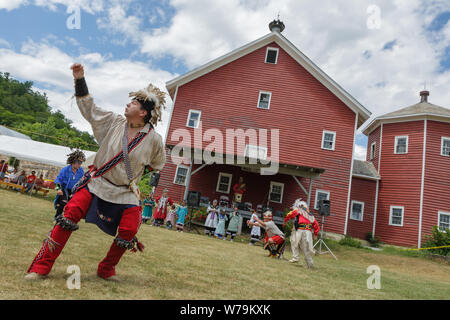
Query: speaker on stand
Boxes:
[
  {"xmin": 313, "ymin": 199, "xmax": 337, "ymax": 260},
  {"xmin": 186, "ymin": 191, "xmax": 201, "ymax": 232}
]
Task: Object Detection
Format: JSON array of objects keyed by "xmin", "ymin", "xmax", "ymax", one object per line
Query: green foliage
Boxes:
[
  {"xmin": 423, "ymin": 226, "xmax": 450, "ymax": 256},
  {"xmin": 0, "ymin": 72, "xmax": 98, "ymax": 151},
  {"xmin": 365, "ymin": 232, "xmax": 381, "ymax": 248},
  {"xmin": 339, "ymin": 235, "xmax": 362, "ymax": 248},
  {"xmin": 138, "ymin": 174, "xmax": 153, "ymax": 196},
  {"xmin": 8, "ymin": 157, "xmax": 20, "ymax": 169}
]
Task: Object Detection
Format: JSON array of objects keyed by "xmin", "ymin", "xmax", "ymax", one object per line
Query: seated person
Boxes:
[
  {"xmin": 17, "ymin": 170, "xmax": 27, "ymax": 186},
  {"xmin": 7, "ymin": 169, "xmax": 19, "ymax": 184},
  {"xmin": 251, "ymin": 210, "xmax": 286, "ymax": 257},
  {"xmin": 34, "ymin": 174, "xmax": 45, "ymax": 191},
  {"xmin": 25, "ymin": 171, "xmax": 37, "ymax": 193}
]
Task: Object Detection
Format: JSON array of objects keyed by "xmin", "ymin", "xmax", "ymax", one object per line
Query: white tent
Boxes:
[{"xmin": 0, "ymin": 135, "xmax": 96, "ymax": 168}]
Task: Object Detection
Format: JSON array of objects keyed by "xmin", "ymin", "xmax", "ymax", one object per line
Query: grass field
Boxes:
[{"xmin": 0, "ymin": 188, "xmax": 449, "ymax": 300}]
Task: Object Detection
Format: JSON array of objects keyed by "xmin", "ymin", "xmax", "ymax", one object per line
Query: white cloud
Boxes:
[
  {"xmin": 354, "ymin": 145, "xmax": 367, "ymax": 161},
  {"xmin": 0, "ymin": 0, "xmax": 28, "ymax": 11}
]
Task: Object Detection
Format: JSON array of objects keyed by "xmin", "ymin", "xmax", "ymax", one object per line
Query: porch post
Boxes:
[
  {"xmin": 307, "ymin": 178, "xmax": 313, "ymax": 208},
  {"xmin": 183, "ymin": 158, "xmax": 193, "ymax": 201}
]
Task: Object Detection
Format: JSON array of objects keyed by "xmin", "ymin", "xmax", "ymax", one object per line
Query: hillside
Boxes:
[{"xmin": 0, "ymin": 72, "xmax": 98, "ymax": 151}]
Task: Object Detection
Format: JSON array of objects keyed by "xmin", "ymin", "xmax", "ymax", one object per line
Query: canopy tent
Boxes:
[{"xmin": 0, "ymin": 135, "xmax": 96, "ymax": 168}]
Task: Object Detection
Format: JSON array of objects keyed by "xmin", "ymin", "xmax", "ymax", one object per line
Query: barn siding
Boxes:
[
  {"xmin": 163, "ymin": 42, "xmax": 357, "ymax": 235},
  {"xmin": 375, "ymin": 121, "xmax": 424, "ymax": 247},
  {"xmin": 421, "ymin": 120, "xmax": 450, "ymax": 244},
  {"xmin": 367, "ymin": 125, "xmax": 381, "ymax": 172},
  {"xmin": 347, "ymin": 177, "xmax": 377, "ymax": 240}
]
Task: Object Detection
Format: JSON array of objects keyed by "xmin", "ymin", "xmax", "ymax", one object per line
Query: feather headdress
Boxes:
[{"xmin": 129, "ymin": 83, "xmax": 166, "ymax": 126}]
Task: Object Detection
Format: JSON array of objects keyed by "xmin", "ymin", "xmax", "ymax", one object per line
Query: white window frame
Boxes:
[
  {"xmin": 389, "ymin": 206, "xmax": 404, "ymax": 226},
  {"xmin": 245, "ymin": 144, "xmax": 268, "ymax": 161},
  {"xmin": 394, "ymin": 136, "xmax": 408, "ymax": 154},
  {"xmin": 438, "ymin": 211, "xmax": 450, "ymax": 232},
  {"xmin": 186, "ymin": 109, "xmax": 202, "ymax": 129},
  {"xmin": 350, "ymin": 200, "xmax": 365, "ymax": 221},
  {"xmin": 257, "ymin": 91, "xmax": 272, "ymax": 110},
  {"xmin": 216, "ymin": 172, "xmax": 233, "ymax": 194},
  {"xmin": 265, "ymin": 47, "xmax": 279, "ymax": 64},
  {"xmin": 441, "ymin": 137, "xmax": 450, "ymax": 157},
  {"xmin": 321, "ymin": 130, "xmax": 336, "ymax": 151},
  {"xmin": 370, "ymin": 142, "xmax": 376, "ymax": 160},
  {"xmin": 269, "ymin": 181, "xmax": 284, "ymax": 204},
  {"xmin": 173, "ymin": 165, "xmax": 189, "ymax": 186},
  {"xmin": 314, "ymin": 189, "xmax": 330, "ymax": 210}
]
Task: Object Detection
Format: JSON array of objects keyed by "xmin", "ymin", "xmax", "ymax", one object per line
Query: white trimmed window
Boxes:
[
  {"xmin": 257, "ymin": 91, "xmax": 272, "ymax": 110},
  {"xmin": 389, "ymin": 206, "xmax": 404, "ymax": 226},
  {"xmin": 186, "ymin": 109, "xmax": 202, "ymax": 128},
  {"xmin": 441, "ymin": 137, "xmax": 450, "ymax": 156},
  {"xmin": 370, "ymin": 142, "xmax": 376, "ymax": 160},
  {"xmin": 216, "ymin": 172, "xmax": 232, "ymax": 194},
  {"xmin": 173, "ymin": 165, "xmax": 189, "ymax": 186},
  {"xmin": 322, "ymin": 131, "xmax": 336, "ymax": 151},
  {"xmin": 438, "ymin": 211, "xmax": 450, "ymax": 232},
  {"xmin": 314, "ymin": 190, "xmax": 330, "ymax": 210},
  {"xmin": 394, "ymin": 136, "xmax": 408, "ymax": 154},
  {"xmin": 245, "ymin": 144, "xmax": 268, "ymax": 161},
  {"xmin": 269, "ymin": 181, "xmax": 284, "ymax": 203},
  {"xmin": 265, "ymin": 47, "xmax": 279, "ymax": 64},
  {"xmin": 350, "ymin": 201, "xmax": 365, "ymax": 221}
]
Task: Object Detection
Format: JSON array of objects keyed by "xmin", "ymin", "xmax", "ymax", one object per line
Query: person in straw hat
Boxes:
[
  {"xmin": 283, "ymin": 199, "xmax": 320, "ymax": 268},
  {"xmin": 25, "ymin": 63, "xmax": 166, "ymax": 281}
]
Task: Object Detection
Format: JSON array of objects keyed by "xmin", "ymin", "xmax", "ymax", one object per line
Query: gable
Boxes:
[{"xmin": 166, "ymin": 32, "xmax": 371, "ymax": 127}]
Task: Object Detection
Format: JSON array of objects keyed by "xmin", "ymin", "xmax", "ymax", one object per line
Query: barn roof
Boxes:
[
  {"xmin": 166, "ymin": 30, "xmax": 371, "ymax": 128},
  {"xmin": 352, "ymin": 160, "xmax": 380, "ymax": 180},
  {"xmin": 362, "ymin": 92, "xmax": 450, "ymax": 135}
]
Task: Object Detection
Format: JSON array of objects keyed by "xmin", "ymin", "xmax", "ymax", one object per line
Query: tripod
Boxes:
[{"xmin": 313, "ymin": 215, "xmax": 338, "ymax": 260}]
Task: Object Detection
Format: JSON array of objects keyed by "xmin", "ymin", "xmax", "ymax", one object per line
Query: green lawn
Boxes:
[{"xmin": 0, "ymin": 188, "xmax": 449, "ymax": 300}]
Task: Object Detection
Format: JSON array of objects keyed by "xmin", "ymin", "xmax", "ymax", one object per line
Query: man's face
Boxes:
[
  {"xmin": 125, "ymin": 100, "xmax": 147, "ymax": 121},
  {"xmin": 72, "ymin": 160, "xmax": 82, "ymax": 170}
]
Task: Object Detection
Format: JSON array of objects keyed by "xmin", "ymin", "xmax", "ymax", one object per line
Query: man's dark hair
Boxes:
[{"xmin": 136, "ymin": 99, "xmax": 155, "ymax": 124}]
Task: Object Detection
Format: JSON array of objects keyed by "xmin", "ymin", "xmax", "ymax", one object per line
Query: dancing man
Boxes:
[
  {"xmin": 284, "ymin": 199, "xmax": 319, "ymax": 268},
  {"xmin": 25, "ymin": 63, "xmax": 166, "ymax": 281},
  {"xmin": 54, "ymin": 149, "xmax": 86, "ymax": 220}
]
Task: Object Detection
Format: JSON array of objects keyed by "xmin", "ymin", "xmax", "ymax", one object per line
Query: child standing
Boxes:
[
  {"xmin": 175, "ymin": 200, "xmax": 188, "ymax": 232},
  {"xmin": 165, "ymin": 204, "xmax": 177, "ymax": 230},
  {"xmin": 142, "ymin": 194, "xmax": 155, "ymax": 224},
  {"xmin": 214, "ymin": 209, "xmax": 228, "ymax": 239},
  {"xmin": 247, "ymin": 210, "xmax": 261, "ymax": 245},
  {"xmin": 204, "ymin": 200, "xmax": 219, "ymax": 237},
  {"xmin": 224, "ymin": 206, "xmax": 241, "ymax": 242}
]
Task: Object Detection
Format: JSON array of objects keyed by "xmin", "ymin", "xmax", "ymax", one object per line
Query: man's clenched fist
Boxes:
[{"xmin": 71, "ymin": 63, "xmax": 84, "ymax": 79}]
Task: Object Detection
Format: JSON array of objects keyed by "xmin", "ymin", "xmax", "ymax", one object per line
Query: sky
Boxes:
[{"xmin": 0, "ymin": 0, "xmax": 449, "ymax": 160}]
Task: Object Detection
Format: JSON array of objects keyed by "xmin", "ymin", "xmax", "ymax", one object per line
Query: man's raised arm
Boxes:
[{"xmin": 70, "ymin": 63, "xmax": 119, "ymax": 145}]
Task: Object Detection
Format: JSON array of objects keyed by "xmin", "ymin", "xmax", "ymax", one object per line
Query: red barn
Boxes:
[
  {"xmin": 153, "ymin": 20, "xmax": 371, "ymax": 236},
  {"xmin": 355, "ymin": 91, "xmax": 450, "ymax": 247}
]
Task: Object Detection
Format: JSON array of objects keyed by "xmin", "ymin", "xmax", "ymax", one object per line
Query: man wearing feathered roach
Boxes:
[{"xmin": 25, "ymin": 63, "xmax": 166, "ymax": 282}]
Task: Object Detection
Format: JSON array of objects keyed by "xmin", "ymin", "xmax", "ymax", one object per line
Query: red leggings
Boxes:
[{"xmin": 27, "ymin": 187, "xmax": 141, "ymax": 279}]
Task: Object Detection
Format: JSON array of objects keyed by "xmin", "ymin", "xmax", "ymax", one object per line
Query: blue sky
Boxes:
[{"xmin": 0, "ymin": 0, "xmax": 449, "ymax": 160}]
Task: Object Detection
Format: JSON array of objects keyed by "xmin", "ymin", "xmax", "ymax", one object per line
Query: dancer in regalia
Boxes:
[
  {"xmin": 284, "ymin": 199, "xmax": 320, "ymax": 268},
  {"xmin": 25, "ymin": 63, "xmax": 166, "ymax": 281}
]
